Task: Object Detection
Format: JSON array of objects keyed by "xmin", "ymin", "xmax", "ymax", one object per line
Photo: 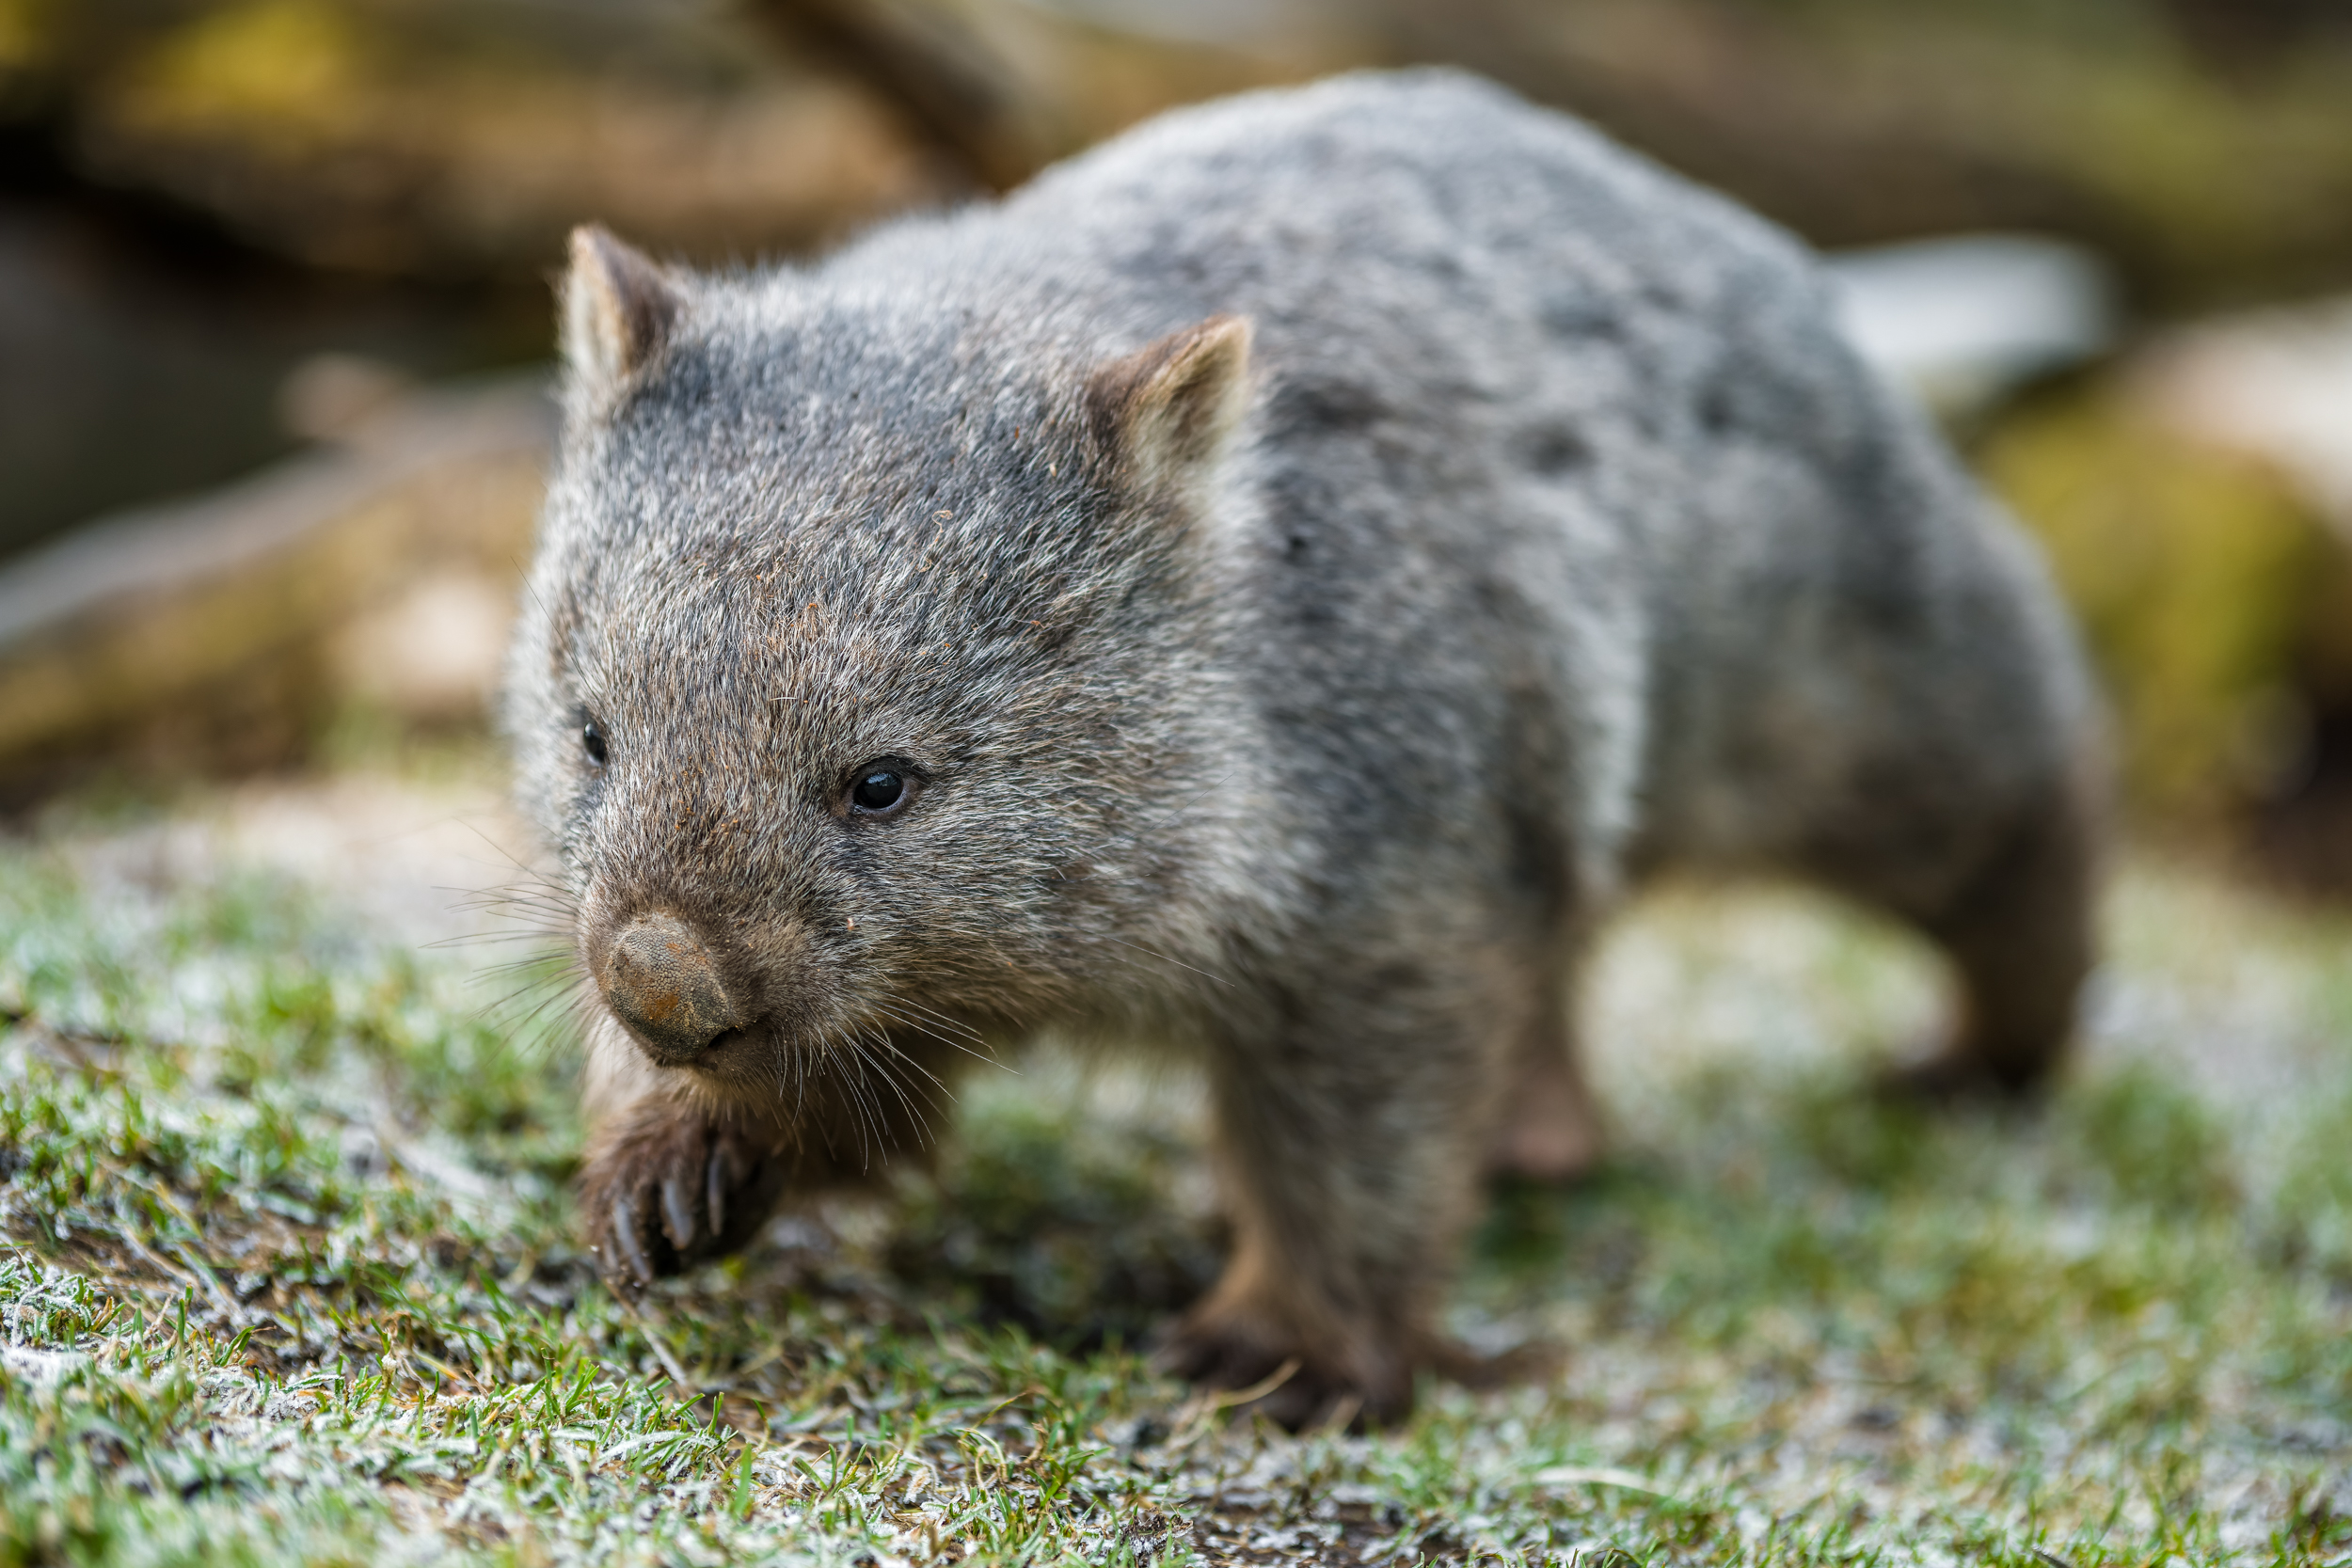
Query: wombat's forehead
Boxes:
[{"xmin": 562, "ymin": 539, "xmax": 986, "ymax": 691}]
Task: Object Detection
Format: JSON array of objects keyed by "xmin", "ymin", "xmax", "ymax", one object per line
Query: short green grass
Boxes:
[{"xmin": 2, "ymin": 775, "xmax": 2348, "ymax": 1565}]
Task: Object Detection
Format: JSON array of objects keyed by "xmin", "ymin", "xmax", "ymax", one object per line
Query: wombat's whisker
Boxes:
[
  {"xmin": 850, "ymin": 1025, "xmax": 945, "ymax": 1134},
  {"xmin": 423, "ymin": 930, "xmax": 564, "ymax": 951},
  {"xmin": 468, "ymin": 950, "xmax": 582, "ymax": 1006},
  {"xmin": 866, "ymin": 1001, "xmax": 994, "ymax": 1065},
  {"xmin": 823, "ymin": 1035, "xmax": 889, "ymax": 1168},
  {"xmin": 876, "ymin": 994, "xmax": 984, "ymax": 1039},
  {"xmin": 1092, "ymin": 935, "xmax": 1234, "ymax": 989},
  {"xmin": 469, "ymin": 949, "xmax": 581, "ymax": 981},
  {"xmin": 444, "ymin": 888, "xmax": 575, "ymax": 921},
  {"xmin": 469, "ymin": 970, "xmax": 592, "ymax": 1067},
  {"xmin": 862, "ymin": 1010, "xmax": 980, "ymax": 1093},
  {"xmin": 450, "ymin": 824, "xmax": 579, "ymax": 903}
]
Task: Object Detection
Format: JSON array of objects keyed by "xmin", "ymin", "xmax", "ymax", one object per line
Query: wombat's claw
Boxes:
[
  {"xmin": 660, "ymin": 1171, "xmax": 698, "ymax": 1252},
  {"xmin": 1154, "ymin": 1315, "xmax": 1407, "ymax": 1432},
  {"xmin": 704, "ymin": 1147, "xmax": 729, "ymax": 1238},
  {"xmin": 580, "ymin": 1118, "xmax": 785, "ymax": 1292},
  {"xmin": 608, "ymin": 1193, "xmax": 655, "ymax": 1289}
]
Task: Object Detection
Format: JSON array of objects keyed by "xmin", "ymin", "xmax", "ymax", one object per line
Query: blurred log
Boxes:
[
  {"xmin": 741, "ymin": 0, "xmax": 1323, "ymax": 194},
  {"xmin": 747, "ymin": 0, "xmax": 1068, "ymax": 192},
  {"xmin": 2158, "ymin": 0, "xmax": 2352, "ymax": 73},
  {"xmin": 0, "ymin": 376, "xmax": 552, "ymax": 804},
  {"xmin": 37, "ymin": 0, "xmax": 952, "ymax": 280},
  {"xmin": 1375, "ymin": 0, "xmax": 2087, "ymax": 251},
  {"xmin": 4, "ymin": 0, "xmax": 1315, "ymax": 286}
]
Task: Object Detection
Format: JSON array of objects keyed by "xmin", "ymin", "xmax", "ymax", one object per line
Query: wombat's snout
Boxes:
[{"xmin": 599, "ymin": 913, "xmax": 744, "ymax": 1064}]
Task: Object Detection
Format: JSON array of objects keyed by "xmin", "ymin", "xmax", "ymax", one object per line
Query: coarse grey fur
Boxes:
[{"xmin": 505, "ymin": 70, "xmax": 2104, "ymax": 1427}]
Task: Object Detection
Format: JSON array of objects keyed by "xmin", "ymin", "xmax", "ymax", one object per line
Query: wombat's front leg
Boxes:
[
  {"xmin": 579, "ymin": 1094, "xmax": 793, "ymax": 1290},
  {"xmin": 575, "ymin": 1021, "xmax": 956, "ymax": 1289},
  {"xmin": 1158, "ymin": 968, "xmax": 1523, "ymax": 1428},
  {"xmin": 1487, "ymin": 988, "xmax": 1603, "ymax": 1183},
  {"xmin": 573, "ymin": 1020, "xmax": 791, "ymax": 1289}
]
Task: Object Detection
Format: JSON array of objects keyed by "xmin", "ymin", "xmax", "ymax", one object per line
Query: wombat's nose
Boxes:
[{"xmin": 600, "ymin": 913, "xmax": 743, "ymax": 1063}]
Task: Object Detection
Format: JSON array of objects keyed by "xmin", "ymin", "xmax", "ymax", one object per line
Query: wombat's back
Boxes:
[{"xmin": 808, "ymin": 69, "xmax": 2092, "ymax": 905}]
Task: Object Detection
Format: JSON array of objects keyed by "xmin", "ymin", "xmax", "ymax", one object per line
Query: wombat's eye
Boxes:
[
  {"xmin": 850, "ymin": 767, "xmax": 912, "ymax": 816},
  {"xmin": 581, "ymin": 716, "xmax": 609, "ymax": 767}
]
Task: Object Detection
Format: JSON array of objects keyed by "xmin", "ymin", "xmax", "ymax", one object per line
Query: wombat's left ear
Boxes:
[
  {"xmin": 562, "ymin": 225, "xmax": 684, "ymax": 413},
  {"xmin": 1087, "ymin": 315, "xmax": 1253, "ymax": 495}
]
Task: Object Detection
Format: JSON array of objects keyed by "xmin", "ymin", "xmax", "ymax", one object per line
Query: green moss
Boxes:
[
  {"xmin": 0, "ymin": 0, "xmax": 53, "ymax": 71},
  {"xmin": 1982, "ymin": 393, "xmax": 2338, "ymax": 816},
  {"xmin": 119, "ymin": 0, "xmax": 382, "ymax": 139}
]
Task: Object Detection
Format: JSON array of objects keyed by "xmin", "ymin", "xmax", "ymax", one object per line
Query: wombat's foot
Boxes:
[
  {"xmin": 1153, "ymin": 1295, "xmax": 1413, "ymax": 1432},
  {"xmin": 579, "ymin": 1109, "xmax": 788, "ymax": 1291},
  {"xmin": 1487, "ymin": 1044, "xmax": 1604, "ymax": 1183},
  {"xmin": 1875, "ymin": 1045, "xmax": 2052, "ymax": 1105},
  {"xmin": 1890, "ymin": 773, "xmax": 2098, "ymax": 1106}
]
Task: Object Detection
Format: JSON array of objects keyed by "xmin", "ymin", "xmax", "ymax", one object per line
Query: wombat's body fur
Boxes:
[{"xmin": 508, "ymin": 71, "xmax": 2102, "ymax": 1426}]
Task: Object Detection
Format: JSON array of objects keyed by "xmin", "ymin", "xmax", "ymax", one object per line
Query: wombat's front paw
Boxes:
[
  {"xmin": 1154, "ymin": 1300, "xmax": 1412, "ymax": 1431},
  {"xmin": 579, "ymin": 1113, "xmax": 787, "ymax": 1291}
]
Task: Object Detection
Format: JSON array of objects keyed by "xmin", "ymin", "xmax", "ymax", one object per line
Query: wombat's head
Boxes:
[{"xmin": 504, "ymin": 228, "xmax": 1261, "ymax": 1104}]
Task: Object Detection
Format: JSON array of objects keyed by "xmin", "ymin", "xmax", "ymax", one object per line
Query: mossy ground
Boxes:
[{"xmin": 2, "ymin": 762, "xmax": 2347, "ymax": 1565}]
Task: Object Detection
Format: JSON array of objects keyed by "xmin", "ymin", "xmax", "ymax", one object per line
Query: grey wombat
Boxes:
[{"xmin": 506, "ymin": 70, "xmax": 2102, "ymax": 1427}]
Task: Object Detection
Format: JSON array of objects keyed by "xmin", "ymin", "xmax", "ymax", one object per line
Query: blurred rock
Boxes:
[
  {"xmin": 330, "ymin": 569, "xmax": 516, "ymax": 727},
  {"xmin": 2133, "ymin": 298, "xmax": 2352, "ymax": 543},
  {"xmin": 2126, "ymin": 298, "xmax": 2352, "ymax": 889},
  {"xmin": 1826, "ymin": 235, "xmax": 2115, "ymax": 422},
  {"xmin": 1984, "ymin": 308, "xmax": 2352, "ymax": 890},
  {"xmin": 277, "ymin": 352, "xmax": 416, "ymax": 442},
  {"xmin": 0, "ymin": 375, "xmax": 551, "ymax": 804}
]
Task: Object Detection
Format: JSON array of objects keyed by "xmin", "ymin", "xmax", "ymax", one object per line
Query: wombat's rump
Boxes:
[{"xmin": 506, "ymin": 70, "xmax": 2103, "ymax": 1427}]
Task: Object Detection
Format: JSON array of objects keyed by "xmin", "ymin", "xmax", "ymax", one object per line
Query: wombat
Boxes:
[{"xmin": 506, "ymin": 69, "xmax": 2103, "ymax": 1427}]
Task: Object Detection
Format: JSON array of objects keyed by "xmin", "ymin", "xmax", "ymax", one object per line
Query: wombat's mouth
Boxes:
[{"xmin": 644, "ymin": 1020, "xmax": 802, "ymax": 1106}]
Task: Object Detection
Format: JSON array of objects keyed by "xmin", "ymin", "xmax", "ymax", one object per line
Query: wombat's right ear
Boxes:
[
  {"xmin": 1087, "ymin": 315, "xmax": 1253, "ymax": 497},
  {"xmin": 562, "ymin": 225, "xmax": 683, "ymax": 413}
]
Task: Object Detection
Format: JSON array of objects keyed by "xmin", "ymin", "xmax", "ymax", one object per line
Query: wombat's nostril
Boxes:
[{"xmin": 600, "ymin": 913, "xmax": 743, "ymax": 1063}]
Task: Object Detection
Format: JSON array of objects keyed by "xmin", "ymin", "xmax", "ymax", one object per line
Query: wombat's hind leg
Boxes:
[
  {"xmin": 1157, "ymin": 970, "xmax": 1515, "ymax": 1429},
  {"xmin": 1486, "ymin": 989, "xmax": 1604, "ymax": 1184},
  {"xmin": 580, "ymin": 1101, "xmax": 792, "ymax": 1291},
  {"xmin": 1885, "ymin": 776, "xmax": 2100, "ymax": 1101}
]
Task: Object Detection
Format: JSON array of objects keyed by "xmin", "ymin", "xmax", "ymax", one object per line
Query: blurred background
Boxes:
[{"xmin": 3, "ymin": 0, "xmax": 2350, "ymax": 890}]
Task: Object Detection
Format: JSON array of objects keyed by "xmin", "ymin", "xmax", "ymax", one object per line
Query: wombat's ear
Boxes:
[
  {"xmin": 562, "ymin": 225, "xmax": 684, "ymax": 412},
  {"xmin": 1087, "ymin": 315, "xmax": 1253, "ymax": 495}
]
